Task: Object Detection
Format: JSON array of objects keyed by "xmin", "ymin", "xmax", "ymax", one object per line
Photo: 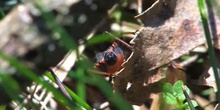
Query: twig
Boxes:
[{"xmin": 134, "ymin": 0, "xmax": 159, "ymax": 18}]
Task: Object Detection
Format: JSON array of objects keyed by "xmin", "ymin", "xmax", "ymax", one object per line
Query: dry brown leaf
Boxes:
[
  {"xmin": 135, "ymin": 0, "xmax": 207, "ymax": 70},
  {"xmin": 165, "ymin": 61, "xmax": 186, "ymax": 84},
  {"xmin": 113, "ymin": 0, "xmax": 214, "ymax": 106}
]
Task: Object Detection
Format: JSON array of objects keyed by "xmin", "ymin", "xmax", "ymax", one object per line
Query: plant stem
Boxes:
[{"xmin": 197, "ymin": 0, "xmax": 220, "ymax": 102}]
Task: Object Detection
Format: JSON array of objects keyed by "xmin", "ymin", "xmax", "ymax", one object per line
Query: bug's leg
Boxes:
[
  {"xmin": 108, "ymin": 73, "xmax": 115, "ymax": 83},
  {"xmin": 105, "ymin": 31, "xmax": 133, "ymax": 51},
  {"xmin": 87, "ymin": 70, "xmax": 114, "ymax": 84},
  {"xmin": 87, "ymin": 69, "xmax": 111, "ymax": 76},
  {"xmin": 114, "ymin": 37, "xmax": 133, "ymax": 51},
  {"xmin": 123, "ymin": 31, "xmax": 137, "ymax": 35},
  {"xmin": 115, "ymin": 31, "xmax": 139, "ymax": 51}
]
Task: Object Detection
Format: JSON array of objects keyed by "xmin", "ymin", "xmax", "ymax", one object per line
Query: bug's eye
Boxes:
[{"xmin": 104, "ymin": 52, "xmax": 117, "ymax": 65}]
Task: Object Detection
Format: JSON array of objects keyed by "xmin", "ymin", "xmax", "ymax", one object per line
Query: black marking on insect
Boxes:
[{"xmin": 94, "ymin": 37, "xmax": 133, "ymax": 75}]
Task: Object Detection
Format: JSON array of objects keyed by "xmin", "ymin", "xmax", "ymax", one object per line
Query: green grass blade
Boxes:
[
  {"xmin": 0, "ymin": 51, "xmax": 77, "ymax": 109},
  {"xmin": 0, "ymin": 8, "xmax": 4, "ymax": 19},
  {"xmin": 197, "ymin": 0, "xmax": 220, "ymax": 102},
  {"xmin": 75, "ymin": 67, "xmax": 86, "ymax": 101},
  {"xmin": 0, "ymin": 73, "xmax": 22, "ymax": 102},
  {"xmin": 0, "ymin": 105, "xmax": 6, "ymax": 110},
  {"xmin": 85, "ymin": 74, "xmax": 133, "ymax": 110},
  {"xmin": 45, "ymin": 71, "xmax": 92, "ymax": 109},
  {"xmin": 85, "ymin": 33, "xmax": 113, "ymax": 45},
  {"xmin": 182, "ymin": 86, "xmax": 195, "ymax": 110},
  {"xmin": 65, "ymin": 84, "xmax": 91, "ymax": 109}
]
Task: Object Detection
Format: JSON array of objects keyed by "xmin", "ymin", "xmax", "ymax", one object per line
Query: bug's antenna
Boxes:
[
  {"xmin": 123, "ymin": 31, "xmax": 137, "ymax": 35},
  {"xmin": 105, "ymin": 31, "xmax": 132, "ymax": 50},
  {"xmin": 105, "ymin": 31, "xmax": 117, "ymax": 39}
]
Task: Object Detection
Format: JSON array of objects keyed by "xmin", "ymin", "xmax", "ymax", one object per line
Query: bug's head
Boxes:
[
  {"xmin": 103, "ymin": 52, "xmax": 117, "ymax": 65},
  {"xmin": 94, "ymin": 42, "xmax": 125, "ymax": 71},
  {"xmin": 94, "ymin": 49, "xmax": 118, "ymax": 71}
]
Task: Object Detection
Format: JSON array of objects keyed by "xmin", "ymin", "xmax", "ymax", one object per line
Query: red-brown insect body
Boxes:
[{"xmin": 95, "ymin": 42, "xmax": 125, "ymax": 74}]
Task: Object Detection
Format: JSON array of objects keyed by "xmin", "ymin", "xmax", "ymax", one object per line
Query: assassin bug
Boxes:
[{"xmin": 94, "ymin": 35, "xmax": 133, "ymax": 76}]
